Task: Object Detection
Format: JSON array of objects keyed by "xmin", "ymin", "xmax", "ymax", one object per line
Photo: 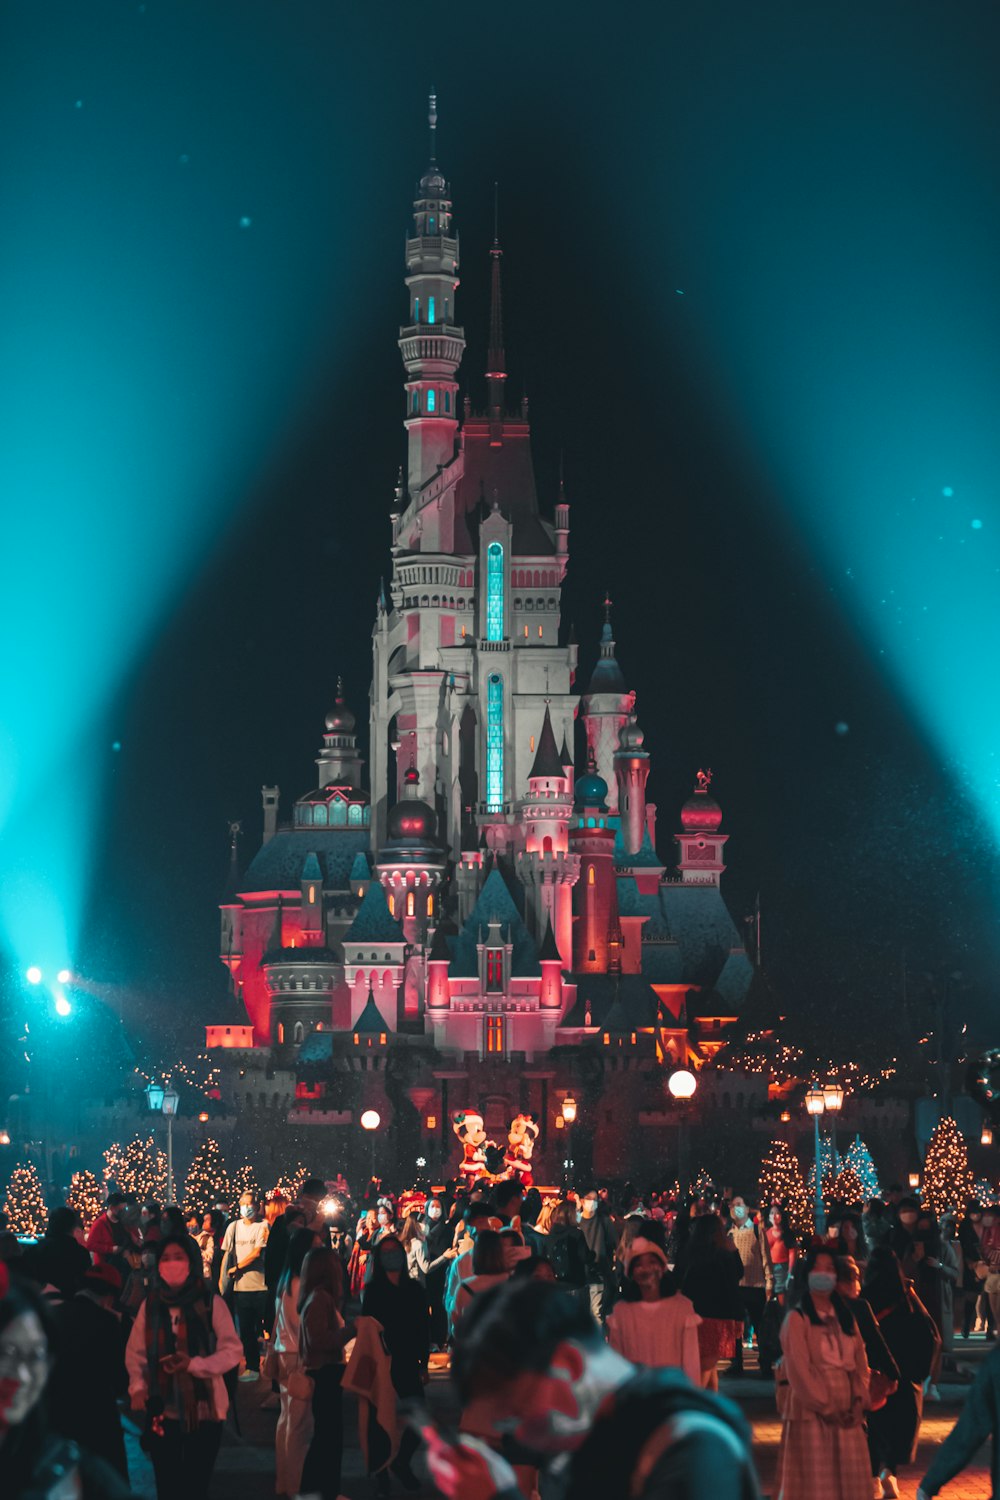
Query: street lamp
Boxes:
[
  {"xmin": 668, "ymin": 1068, "xmax": 698, "ymax": 1195},
  {"xmin": 908, "ymin": 1171, "xmax": 921, "ymax": 1191},
  {"xmin": 804, "ymin": 1083, "xmax": 842, "ymax": 1234},
  {"xmin": 561, "ymin": 1095, "xmax": 578, "ymax": 1188},
  {"xmin": 982, "ymin": 1124, "xmax": 994, "ymax": 1147},
  {"xmin": 360, "ymin": 1109, "xmax": 381, "ymax": 1181},
  {"xmin": 146, "ymin": 1082, "xmax": 180, "ymax": 1205}
]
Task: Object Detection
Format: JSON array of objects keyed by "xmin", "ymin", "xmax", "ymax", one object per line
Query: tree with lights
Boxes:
[
  {"xmin": 67, "ymin": 1169, "xmax": 102, "ymax": 1231},
  {"xmin": 274, "ymin": 1163, "xmax": 310, "ymax": 1201},
  {"xmin": 3, "ymin": 1161, "xmax": 48, "ymax": 1237},
  {"xmin": 806, "ymin": 1136, "xmax": 839, "ymax": 1203},
  {"xmin": 922, "ymin": 1116, "xmax": 973, "ymax": 1220},
  {"xmin": 184, "ymin": 1139, "xmax": 232, "ymax": 1215},
  {"xmin": 232, "ymin": 1163, "xmax": 260, "ymax": 1203},
  {"xmin": 842, "ymin": 1135, "xmax": 880, "ymax": 1200},
  {"xmin": 759, "ymin": 1140, "xmax": 812, "ymax": 1235},
  {"xmin": 102, "ymin": 1141, "xmax": 126, "ymax": 1193},
  {"xmin": 119, "ymin": 1135, "xmax": 168, "ymax": 1203},
  {"xmin": 830, "ymin": 1164, "xmax": 866, "ymax": 1207}
]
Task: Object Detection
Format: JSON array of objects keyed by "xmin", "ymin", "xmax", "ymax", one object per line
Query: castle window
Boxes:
[
  {"xmin": 406, "ymin": 891, "xmax": 415, "ymax": 917},
  {"xmin": 486, "ymin": 541, "xmax": 504, "ymax": 642},
  {"xmin": 301, "ymin": 805, "xmax": 313, "ymax": 825},
  {"xmin": 348, "ymin": 803, "xmax": 362, "ymax": 826},
  {"xmin": 427, "ymin": 893, "xmax": 434, "ymax": 916},
  {"xmin": 313, "ymin": 804, "xmax": 328, "ymax": 826},
  {"xmin": 529, "ymin": 734, "xmax": 535, "ymax": 752},
  {"xmin": 538, "ymin": 625, "xmax": 543, "ymax": 638},
  {"xmin": 411, "ymin": 391, "xmax": 418, "ymax": 413},
  {"xmin": 486, "ymin": 949, "xmax": 503, "ymax": 990},
  {"xmin": 428, "ymin": 214, "xmax": 435, "ymax": 231},
  {"xmin": 444, "ymin": 390, "xmax": 450, "ymax": 413},
  {"xmin": 444, "ymin": 299, "xmax": 450, "ymax": 319},
  {"xmin": 486, "ymin": 1015, "xmax": 505, "ymax": 1052},
  {"xmin": 414, "ymin": 296, "xmax": 420, "ymax": 323},
  {"xmin": 486, "ymin": 673, "xmax": 504, "ymax": 811},
  {"xmin": 388, "ymin": 893, "xmax": 395, "ymax": 915},
  {"xmin": 293, "ymin": 1022, "xmax": 304, "ymax": 1044},
  {"xmin": 308, "ymin": 885, "xmax": 316, "ymax": 905},
  {"xmin": 277, "ymin": 1022, "xmax": 284, "ymax": 1044},
  {"xmin": 380, "ymin": 1032, "xmax": 387, "ymax": 1045},
  {"xmin": 427, "ymin": 389, "xmax": 436, "ymax": 413},
  {"xmin": 428, "ymin": 295, "xmax": 436, "ymax": 324},
  {"xmin": 523, "ymin": 625, "xmax": 528, "ymax": 638}
]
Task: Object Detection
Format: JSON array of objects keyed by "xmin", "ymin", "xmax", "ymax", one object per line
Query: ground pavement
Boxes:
[{"xmin": 123, "ymin": 1349, "xmax": 992, "ymax": 1500}]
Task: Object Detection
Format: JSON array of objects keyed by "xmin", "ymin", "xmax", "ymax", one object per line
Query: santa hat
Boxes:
[{"xmin": 625, "ymin": 1236, "xmax": 669, "ymax": 1275}]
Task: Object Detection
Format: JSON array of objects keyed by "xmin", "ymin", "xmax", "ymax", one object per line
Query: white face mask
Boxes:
[
  {"xmin": 240, "ymin": 1204, "xmax": 255, "ymax": 1219},
  {"xmin": 580, "ymin": 1199, "xmax": 597, "ymax": 1219},
  {"xmin": 731, "ymin": 1205, "xmax": 747, "ymax": 1221},
  {"xmin": 427, "ymin": 1205, "xmax": 442, "ymax": 1220}
]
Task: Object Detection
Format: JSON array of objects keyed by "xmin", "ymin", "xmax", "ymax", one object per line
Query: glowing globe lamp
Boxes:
[
  {"xmin": 360, "ymin": 1110, "xmax": 381, "ymax": 1131},
  {"xmin": 145, "ymin": 1082, "xmax": 166, "ymax": 1113},
  {"xmin": 561, "ymin": 1093, "xmax": 578, "ymax": 1123},
  {"xmin": 26, "ymin": 966, "xmax": 42, "ymax": 985},
  {"xmin": 823, "ymin": 1083, "xmax": 845, "ymax": 1113},
  {"xmin": 805, "ymin": 1087, "xmax": 826, "ymax": 1116},
  {"xmin": 668, "ymin": 1069, "xmax": 697, "ymax": 1101}
]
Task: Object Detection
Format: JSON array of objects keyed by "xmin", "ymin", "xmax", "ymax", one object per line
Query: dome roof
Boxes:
[
  {"xmin": 680, "ymin": 787, "xmax": 723, "ymax": 832},
  {"xmin": 575, "ymin": 755, "xmax": 609, "ymax": 809},
  {"xmin": 325, "ymin": 679, "xmax": 356, "ymax": 734},
  {"xmin": 385, "ymin": 767, "xmax": 438, "ymax": 846},
  {"xmin": 618, "ymin": 714, "xmax": 645, "ymax": 752},
  {"xmin": 420, "ymin": 166, "xmax": 447, "ymax": 196}
]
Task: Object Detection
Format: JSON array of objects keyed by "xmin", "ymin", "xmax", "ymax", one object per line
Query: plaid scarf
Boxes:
[{"xmin": 145, "ymin": 1283, "xmax": 217, "ymax": 1432}]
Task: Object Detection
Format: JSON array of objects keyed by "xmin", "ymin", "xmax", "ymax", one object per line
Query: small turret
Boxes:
[{"xmin": 614, "ymin": 710, "xmax": 651, "ymax": 858}]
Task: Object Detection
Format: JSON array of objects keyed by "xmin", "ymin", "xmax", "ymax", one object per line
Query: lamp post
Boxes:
[
  {"xmin": 668, "ymin": 1068, "xmax": 698, "ymax": 1195},
  {"xmin": 146, "ymin": 1082, "xmax": 180, "ymax": 1205},
  {"xmin": 805, "ymin": 1083, "xmax": 843, "ymax": 1233},
  {"xmin": 561, "ymin": 1094, "xmax": 577, "ymax": 1189},
  {"xmin": 360, "ymin": 1109, "xmax": 381, "ymax": 1182}
]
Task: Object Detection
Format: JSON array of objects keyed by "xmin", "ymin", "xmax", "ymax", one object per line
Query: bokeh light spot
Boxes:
[
  {"xmin": 942, "ymin": 486, "xmax": 954, "ymax": 497},
  {"xmin": 835, "ymin": 722, "xmax": 850, "ymax": 736},
  {"xmin": 972, "ymin": 518, "xmax": 983, "ymax": 530}
]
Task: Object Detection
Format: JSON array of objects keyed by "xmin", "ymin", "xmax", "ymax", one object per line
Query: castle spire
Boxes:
[
  {"xmin": 428, "ymin": 88, "xmax": 437, "ymax": 164},
  {"xmin": 486, "ymin": 183, "xmax": 506, "ymax": 434}
]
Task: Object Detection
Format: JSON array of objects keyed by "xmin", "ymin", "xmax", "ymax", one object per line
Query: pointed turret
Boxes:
[
  {"xmin": 528, "ymin": 705, "xmax": 565, "ymax": 781},
  {"xmin": 486, "ymin": 184, "xmax": 506, "ymax": 437},
  {"xmin": 539, "ymin": 918, "xmax": 562, "ymax": 1009},
  {"xmin": 316, "ymin": 680, "xmax": 364, "ymax": 790},
  {"xmin": 676, "ymin": 770, "xmax": 728, "ymax": 886},
  {"xmin": 614, "ymin": 710, "xmax": 651, "ymax": 859},
  {"xmin": 581, "ymin": 595, "xmax": 633, "ymax": 811}
]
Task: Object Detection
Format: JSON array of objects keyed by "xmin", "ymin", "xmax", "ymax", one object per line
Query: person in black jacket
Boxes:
[
  {"xmin": 362, "ymin": 1234, "xmax": 430, "ymax": 1495},
  {"xmin": 837, "ymin": 1255, "xmax": 902, "ymax": 1487},
  {"xmin": 424, "ymin": 1278, "xmax": 760, "ymax": 1500},
  {"xmin": 545, "ymin": 1201, "xmax": 593, "ymax": 1301},
  {"xmin": 18, "ymin": 1207, "xmax": 91, "ymax": 1303},
  {"xmin": 679, "ymin": 1213, "xmax": 744, "ymax": 1390},
  {"xmin": 47, "ymin": 1262, "xmax": 129, "ymax": 1477},
  {"xmin": 864, "ymin": 1246, "xmax": 941, "ymax": 1497}
]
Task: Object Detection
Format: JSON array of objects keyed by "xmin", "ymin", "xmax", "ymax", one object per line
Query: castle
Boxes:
[{"xmin": 212, "ymin": 98, "xmax": 754, "ymax": 1181}]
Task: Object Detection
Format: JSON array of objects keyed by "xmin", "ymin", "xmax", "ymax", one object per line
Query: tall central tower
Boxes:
[{"xmin": 370, "ymin": 96, "xmax": 578, "ymax": 864}]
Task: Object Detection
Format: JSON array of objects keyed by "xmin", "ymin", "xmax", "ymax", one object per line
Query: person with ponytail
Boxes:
[
  {"xmin": 776, "ymin": 1246, "xmax": 871, "ymax": 1500},
  {"xmin": 125, "ymin": 1234, "xmax": 241, "ymax": 1500}
]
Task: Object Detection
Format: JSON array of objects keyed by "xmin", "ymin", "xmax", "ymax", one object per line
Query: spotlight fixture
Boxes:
[{"xmin": 26, "ymin": 966, "xmax": 42, "ymax": 985}]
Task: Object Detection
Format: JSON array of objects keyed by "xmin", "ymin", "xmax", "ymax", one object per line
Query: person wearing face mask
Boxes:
[
  {"xmin": 359, "ymin": 1199, "xmax": 398, "ymax": 1288},
  {"xmin": 577, "ymin": 1189, "xmax": 618, "ymax": 1324},
  {"xmin": 0, "ymin": 1265, "xmax": 135, "ymax": 1500},
  {"xmin": 362, "ymin": 1235, "xmax": 430, "ymax": 1494},
  {"xmin": 727, "ymin": 1196, "xmax": 774, "ymax": 1376},
  {"xmin": 125, "ymin": 1236, "xmax": 242, "ymax": 1500},
  {"xmin": 87, "ymin": 1191, "xmax": 141, "ymax": 1271},
  {"xmin": 19, "ymin": 1207, "xmax": 91, "ymax": 1306},
  {"xmin": 425, "ymin": 1278, "xmax": 758, "ymax": 1500},
  {"xmin": 775, "ymin": 1247, "xmax": 870, "ymax": 1500},
  {"xmin": 219, "ymin": 1193, "xmax": 269, "ymax": 1380},
  {"xmin": 888, "ymin": 1199, "xmax": 921, "ymax": 1274},
  {"xmin": 415, "ymin": 1196, "xmax": 457, "ymax": 1347}
]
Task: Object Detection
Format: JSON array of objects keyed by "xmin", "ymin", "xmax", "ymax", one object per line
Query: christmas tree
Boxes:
[
  {"xmin": 102, "ymin": 1140, "xmax": 126, "ymax": 1193},
  {"xmin": 830, "ymin": 1164, "xmax": 866, "ymax": 1207},
  {"xmin": 806, "ymin": 1136, "xmax": 839, "ymax": 1203},
  {"xmin": 184, "ymin": 1139, "xmax": 232, "ymax": 1215},
  {"xmin": 758, "ymin": 1140, "xmax": 813, "ymax": 1235},
  {"xmin": 232, "ymin": 1163, "xmax": 260, "ymax": 1203},
  {"xmin": 3, "ymin": 1161, "xmax": 48, "ymax": 1237},
  {"xmin": 842, "ymin": 1135, "xmax": 880, "ymax": 1200},
  {"xmin": 922, "ymin": 1116, "xmax": 973, "ymax": 1220},
  {"xmin": 104, "ymin": 1136, "xmax": 167, "ymax": 1203},
  {"xmin": 67, "ymin": 1169, "xmax": 102, "ymax": 1230}
]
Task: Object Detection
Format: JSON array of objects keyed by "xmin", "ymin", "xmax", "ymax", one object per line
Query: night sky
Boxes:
[{"xmin": 4, "ymin": 2, "xmax": 1000, "ymax": 1068}]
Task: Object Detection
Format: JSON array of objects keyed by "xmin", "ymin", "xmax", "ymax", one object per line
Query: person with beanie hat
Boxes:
[{"xmin": 606, "ymin": 1236, "xmax": 702, "ymax": 1383}]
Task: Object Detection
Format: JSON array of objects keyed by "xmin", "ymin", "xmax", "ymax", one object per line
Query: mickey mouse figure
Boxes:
[
  {"xmin": 452, "ymin": 1110, "xmax": 489, "ymax": 1187},
  {"xmin": 504, "ymin": 1113, "xmax": 540, "ymax": 1188}
]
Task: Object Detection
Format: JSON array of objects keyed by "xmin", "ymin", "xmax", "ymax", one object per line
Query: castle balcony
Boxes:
[{"xmin": 478, "ymin": 639, "xmax": 511, "ymax": 653}]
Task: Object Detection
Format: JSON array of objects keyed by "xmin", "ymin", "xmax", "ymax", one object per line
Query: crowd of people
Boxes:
[{"xmin": 0, "ymin": 1168, "xmax": 999, "ymax": 1500}]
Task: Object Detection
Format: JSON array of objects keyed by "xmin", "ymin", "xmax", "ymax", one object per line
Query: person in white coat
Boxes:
[
  {"xmin": 606, "ymin": 1236, "xmax": 702, "ymax": 1383},
  {"xmin": 125, "ymin": 1235, "xmax": 242, "ymax": 1500}
]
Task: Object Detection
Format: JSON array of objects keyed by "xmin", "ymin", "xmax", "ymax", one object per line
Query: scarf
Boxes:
[{"xmin": 145, "ymin": 1281, "xmax": 217, "ymax": 1432}]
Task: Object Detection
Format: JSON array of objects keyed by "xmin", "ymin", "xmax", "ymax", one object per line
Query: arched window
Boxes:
[
  {"xmin": 588, "ymin": 865, "xmax": 595, "ymax": 886},
  {"xmin": 486, "ymin": 541, "xmax": 504, "ymax": 641},
  {"xmin": 331, "ymin": 799, "xmax": 347, "ymax": 826},
  {"xmin": 427, "ymin": 389, "xmax": 436, "ymax": 413},
  {"xmin": 428, "ymin": 295, "xmax": 436, "ymax": 324},
  {"xmin": 444, "ymin": 390, "xmax": 450, "ymax": 413},
  {"xmin": 406, "ymin": 891, "xmax": 415, "ymax": 917},
  {"xmin": 543, "ymin": 835, "xmax": 553, "ymax": 853},
  {"xmin": 414, "ymin": 296, "xmax": 420, "ymax": 323},
  {"xmin": 300, "ymin": 805, "xmax": 313, "ymax": 825},
  {"xmin": 308, "ymin": 884, "xmax": 316, "ymax": 905},
  {"xmin": 348, "ymin": 803, "xmax": 362, "ymax": 825},
  {"xmin": 313, "ymin": 804, "xmax": 328, "ymax": 826},
  {"xmin": 293, "ymin": 1022, "xmax": 304, "ymax": 1044},
  {"xmin": 277, "ymin": 1022, "xmax": 284, "ymax": 1044},
  {"xmin": 427, "ymin": 893, "xmax": 434, "ymax": 916},
  {"xmin": 388, "ymin": 893, "xmax": 395, "ymax": 916},
  {"xmin": 487, "ymin": 673, "xmax": 504, "ymax": 811}
]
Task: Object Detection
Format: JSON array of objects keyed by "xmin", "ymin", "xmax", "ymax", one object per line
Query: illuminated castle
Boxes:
[{"xmin": 214, "ymin": 98, "xmax": 754, "ymax": 1178}]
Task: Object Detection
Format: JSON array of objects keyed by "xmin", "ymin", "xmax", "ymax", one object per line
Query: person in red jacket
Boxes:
[{"xmin": 86, "ymin": 1193, "xmax": 140, "ymax": 1267}]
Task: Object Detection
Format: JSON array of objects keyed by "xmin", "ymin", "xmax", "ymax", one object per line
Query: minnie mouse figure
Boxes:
[
  {"xmin": 504, "ymin": 1113, "xmax": 540, "ymax": 1188},
  {"xmin": 452, "ymin": 1110, "xmax": 489, "ymax": 1187}
]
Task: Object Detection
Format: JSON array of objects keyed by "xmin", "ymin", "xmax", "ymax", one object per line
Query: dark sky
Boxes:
[{"xmin": 4, "ymin": 1, "xmax": 1000, "ymax": 1064}]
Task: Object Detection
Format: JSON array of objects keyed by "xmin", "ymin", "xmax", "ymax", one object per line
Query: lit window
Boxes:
[
  {"xmin": 348, "ymin": 803, "xmax": 362, "ymax": 825},
  {"xmin": 388, "ymin": 893, "xmax": 395, "ymax": 916},
  {"xmin": 313, "ymin": 804, "xmax": 328, "ymax": 826},
  {"xmin": 444, "ymin": 390, "xmax": 450, "ymax": 413},
  {"xmin": 588, "ymin": 866, "xmax": 595, "ymax": 885},
  {"xmin": 414, "ymin": 296, "xmax": 420, "ymax": 323},
  {"xmin": 523, "ymin": 625, "xmax": 528, "ymax": 638},
  {"xmin": 487, "ymin": 673, "xmax": 504, "ymax": 810},
  {"xmin": 486, "ymin": 1015, "xmax": 505, "ymax": 1051},
  {"xmin": 429, "ymin": 214, "xmax": 435, "ymax": 231},
  {"xmin": 538, "ymin": 625, "xmax": 543, "ymax": 638},
  {"xmin": 427, "ymin": 389, "xmax": 436, "ymax": 412},
  {"xmin": 427, "ymin": 893, "xmax": 434, "ymax": 916},
  {"xmin": 277, "ymin": 1023, "xmax": 284, "ymax": 1043},
  {"xmin": 380, "ymin": 1032, "xmax": 387, "ymax": 1045},
  {"xmin": 486, "ymin": 541, "xmax": 504, "ymax": 641},
  {"xmin": 428, "ymin": 295, "xmax": 436, "ymax": 324},
  {"xmin": 353, "ymin": 1032, "xmax": 359, "ymax": 1045},
  {"xmin": 426, "ymin": 1114, "xmax": 437, "ymax": 1130},
  {"xmin": 486, "ymin": 950, "xmax": 503, "ymax": 990},
  {"xmin": 308, "ymin": 885, "xmax": 316, "ymax": 905},
  {"xmin": 406, "ymin": 891, "xmax": 415, "ymax": 917},
  {"xmin": 461, "ymin": 624, "xmax": 466, "ymax": 638},
  {"xmin": 530, "ymin": 735, "xmax": 535, "ymax": 752}
]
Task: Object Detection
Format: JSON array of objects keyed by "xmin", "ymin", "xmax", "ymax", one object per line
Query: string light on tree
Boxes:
[
  {"xmin": 67, "ymin": 1169, "xmax": 102, "ymax": 1231},
  {"xmin": 842, "ymin": 1135, "xmax": 880, "ymax": 1199},
  {"xmin": 183, "ymin": 1137, "xmax": 232, "ymax": 1214},
  {"xmin": 831, "ymin": 1163, "xmax": 866, "ymax": 1207},
  {"xmin": 758, "ymin": 1139, "xmax": 813, "ymax": 1235},
  {"xmin": 232, "ymin": 1163, "xmax": 260, "ymax": 1202},
  {"xmin": 107, "ymin": 1135, "xmax": 167, "ymax": 1203},
  {"xmin": 922, "ymin": 1115, "xmax": 973, "ymax": 1221},
  {"xmin": 274, "ymin": 1163, "xmax": 309, "ymax": 1201},
  {"xmin": 3, "ymin": 1161, "xmax": 48, "ymax": 1237}
]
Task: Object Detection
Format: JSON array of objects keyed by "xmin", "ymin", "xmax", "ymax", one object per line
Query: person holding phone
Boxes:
[{"xmin": 125, "ymin": 1235, "xmax": 242, "ymax": 1500}]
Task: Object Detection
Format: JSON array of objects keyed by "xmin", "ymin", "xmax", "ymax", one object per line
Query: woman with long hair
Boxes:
[
  {"xmin": 362, "ymin": 1234, "xmax": 430, "ymax": 1495},
  {"xmin": 125, "ymin": 1235, "xmax": 242, "ymax": 1500},
  {"xmin": 450, "ymin": 1229, "xmax": 512, "ymax": 1332},
  {"xmin": 414, "ymin": 1195, "xmax": 456, "ymax": 1347},
  {"xmin": 606, "ymin": 1235, "xmax": 701, "ymax": 1382},
  {"xmin": 776, "ymin": 1246, "xmax": 870, "ymax": 1500},
  {"xmin": 862, "ymin": 1246, "xmax": 941, "ymax": 1498},
  {"xmin": 545, "ymin": 1200, "xmax": 592, "ymax": 1299},
  {"xmin": 679, "ymin": 1212, "xmax": 744, "ymax": 1390},
  {"xmin": 272, "ymin": 1226, "xmax": 320, "ymax": 1496},
  {"xmin": 298, "ymin": 1246, "xmax": 354, "ymax": 1500},
  {"xmin": 766, "ymin": 1204, "xmax": 799, "ymax": 1303}
]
